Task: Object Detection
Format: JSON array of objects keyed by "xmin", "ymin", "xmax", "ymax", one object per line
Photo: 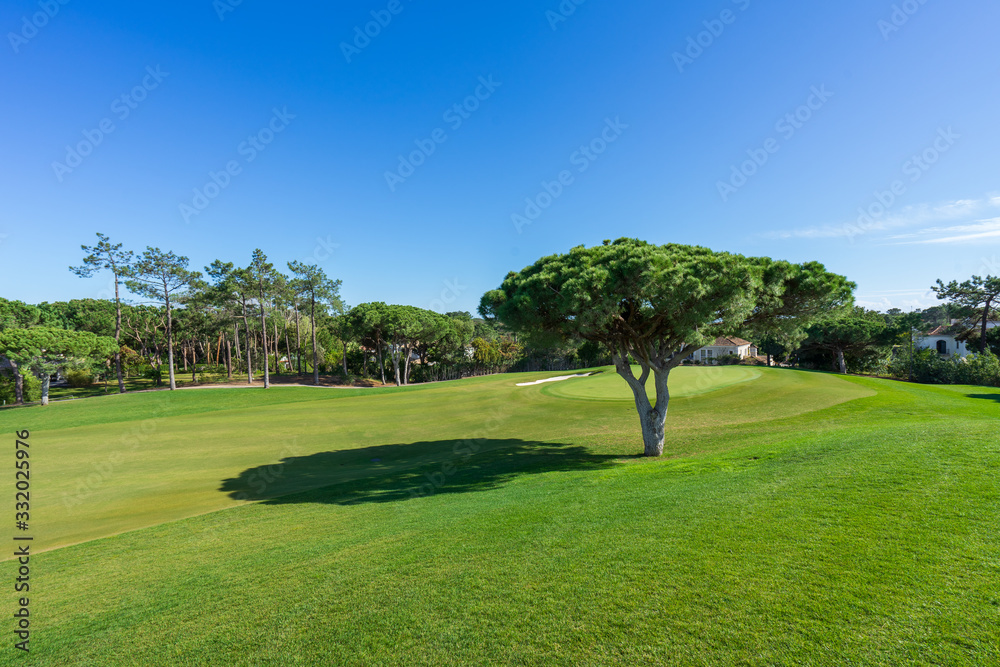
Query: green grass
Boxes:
[
  {"xmin": 541, "ymin": 364, "xmax": 764, "ymax": 400},
  {"xmin": 1, "ymin": 367, "xmax": 999, "ymax": 665}
]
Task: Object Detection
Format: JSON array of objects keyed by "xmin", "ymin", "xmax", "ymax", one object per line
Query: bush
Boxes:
[
  {"xmin": 0, "ymin": 372, "xmax": 41, "ymax": 404},
  {"xmin": 888, "ymin": 348, "xmax": 1000, "ymax": 387},
  {"xmin": 956, "ymin": 352, "xmax": 1000, "ymax": 387},
  {"xmin": 716, "ymin": 354, "xmax": 742, "ymax": 366},
  {"xmin": 0, "ymin": 374, "xmax": 14, "ymax": 405},
  {"xmin": 23, "ymin": 373, "xmax": 40, "ymax": 401},
  {"xmin": 66, "ymin": 369, "xmax": 94, "ymax": 388},
  {"xmin": 144, "ymin": 366, "xmax": 163, "ymax": 386}
]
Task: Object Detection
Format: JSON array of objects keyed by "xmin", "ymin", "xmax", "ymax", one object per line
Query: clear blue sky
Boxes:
[{"xmin": 2, "ymin": 0, "xmax": 998, "ymax": 314}]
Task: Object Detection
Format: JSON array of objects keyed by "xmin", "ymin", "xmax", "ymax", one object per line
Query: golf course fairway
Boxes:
[{"xmin": 0, "ymin": 366, "xmax": 997, "ymax": 665}]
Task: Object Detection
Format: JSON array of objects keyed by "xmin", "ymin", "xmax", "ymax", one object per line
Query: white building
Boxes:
[
  {"xmin": 915, "ymin": 320, "xmax": 999, "ymax": 359},
  {"xmin": 918, "ymin": 326, "xmax": 970, "ymax": 358},
  {"xmin": 691, "ymin": 337, "xmax": 758, "ymax": 365}
]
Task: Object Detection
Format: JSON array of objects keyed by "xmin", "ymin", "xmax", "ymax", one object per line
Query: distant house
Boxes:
[
  {"xmin": 916, "ymin": 320, "xmax": 999, "ymax": 359},
  {"xmin": 917, "ymin": 325, "xmax": 970, "ymax": 359},
  {"xmin": 689, "ymin": 337, "xmax": 758, "ymax": 365}
]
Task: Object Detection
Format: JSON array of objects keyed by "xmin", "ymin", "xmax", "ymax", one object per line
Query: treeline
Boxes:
[
  {"xmin": 4, "ymin": 235, "xmax": 997, "ymax": 406},
  {"xmin": 0, "ymin": 234, "xmax": 607, "ymax": 405}
]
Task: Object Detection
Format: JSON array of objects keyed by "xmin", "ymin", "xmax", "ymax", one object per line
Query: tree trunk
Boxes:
[
  {"xmin": 342, "ymin": 341, "xmax": 348, "ymax": 378},
  {"xmin": 166, "ymin": 292, "xmax": 177, "ymax": 390},
  {"xmin": 11, "ymin": 361, "xmax": 24, "ymax": 405},
  {"xmin": 836, "ymin": 347, "xmax": 847, "ymax": 375},
  {"xmin": 981, "ymin": 300, "xmax": 991, "ymax": 354},
  {"xmin": 226, "ymin": 339, "xmax": 233, "ymax": 379},
  {"xmin": 284, "ymin": 323, "xmax": 292, "ymax": 374},
  {"xmin": 294, "ymin": 302, "xmax": 302, "ymax": 376},
  {"xmin": 404, "ymin": 347, "xmax": 412, "ymax": 385},
  {"xmin": 259, "ymin": 304, "xmax": 270, "ymax": 389},
  {"xmin": 40, "ymin": 373, "xmax": 50, "ymax": 406},
  {"xmin": 614, "ymin": 353, "xmax": 670, "ymax": 457},
  {"xmin": 112, "ymin": 270, "xmax": 125, "ymax": 394},
  {"xmin": 273, "ymin": 319, "xmax": 280, "ymax": 374},
  {"xmin": 377, "ymin": 339, "xmax": 386, "ymax": 385},
  {"xmin": 638, "ymin": 403, "xmax": 666, "ymax": 456},
  {"xmin": 244, "ymin": 319, "xmax": 253, "ymax": 384},
  {"xmin": 311, "ymin": 295, "xmax": 320, "ymax": 386},
  {"xmin": 392, "ymin": 346, "xmax": 402, "ymax": 386}
]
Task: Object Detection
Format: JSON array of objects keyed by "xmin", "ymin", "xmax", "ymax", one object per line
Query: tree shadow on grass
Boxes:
[
  {"xmin": 220, "ymin": 438, "xmax": 622, "ymax": 506},
  {"xmin": 967, "ymin": 393, "xmax": 1000, "ymax": 403}
]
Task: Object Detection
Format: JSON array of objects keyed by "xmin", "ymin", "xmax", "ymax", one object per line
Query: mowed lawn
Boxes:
[{"xmin": 1, "ymin": 367, "xmax": 999, "ymax": 665}]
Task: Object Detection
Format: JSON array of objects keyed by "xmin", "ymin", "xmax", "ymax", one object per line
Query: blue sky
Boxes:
[{"xmin": 2, "ymin": 0, "xmax": 998, "ymax": 314}]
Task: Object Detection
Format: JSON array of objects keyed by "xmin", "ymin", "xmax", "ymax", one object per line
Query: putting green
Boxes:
[{"xmin": 541, "ymin": 365, "xmax": 762, "ymax": 401}]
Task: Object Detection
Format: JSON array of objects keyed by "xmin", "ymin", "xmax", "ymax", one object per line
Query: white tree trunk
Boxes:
[
  {"xmin": 392, "ymin": 346, "xmax": 402, "ymax": 386},
  {"xmin": 377, "ymin": 342, "xmax": 386, "ymax": 385},
  {"xmin": 311, "ymin": 297, "xmax": 319, "ymax": 386},
  {"xmin": 114, "ymin": 275, "xmax": 125, "ymax": 394},
  {"xmin": 243, "ymin": 319, "xmax": 252, "ymax": 384},
  {"xmin": 40, "ymin": 373, "xmax": 50, "ymax": 406},
  {"xmin": 260, "ymin": 308, "xmax": 270, "ymax": 389},
  {"xmin": 614, "ymin": 352, "xmax": 671, "ymax": 457},
  {"xmin": 166, "ymin": 294, "xmax": 176, "ymax": 391},
  {"xmin": 10, "ymin": 360, "xmax": 24, "ymax": 405}
]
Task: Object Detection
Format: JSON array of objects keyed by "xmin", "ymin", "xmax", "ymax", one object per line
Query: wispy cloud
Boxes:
[
  {"xmin": 763, "ymin": 196, "xmax": 1000, "ymax": 241},
  {"xmin": 885, "ymin": 217, "xmax": 1000, "ymax": 245}
]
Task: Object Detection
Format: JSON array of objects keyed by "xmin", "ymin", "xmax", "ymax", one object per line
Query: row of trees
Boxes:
[
  {"xmin": 1, "ymin": 234, "xmax": 554, "ymax": 404},
  {"xmin": 68, "ymin": 235, "xmax": 345, "ymax": 393},
  {"xmin": 0, "ymin": 233, "xmax": 345, "ymax": 404}
]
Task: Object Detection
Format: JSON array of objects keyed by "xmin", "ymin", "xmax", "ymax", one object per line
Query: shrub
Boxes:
[
  {"xmin": 66, "ymin": 369, "xmax": 94, "ymax": 388},
  {"xmin": 144, "ymin": 367, "xmax": 163, "ymax": 386},
  {"xmin": 956, "ymin": 352, "xmax": 1000, "ymax": 387},
  {"xmin": 888, "ymin": 348, "xmax": 1000, "ymax": 387},
  {"xmin": 0, "ymin": 372, "xmax": 41, "ymax": 404}
]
